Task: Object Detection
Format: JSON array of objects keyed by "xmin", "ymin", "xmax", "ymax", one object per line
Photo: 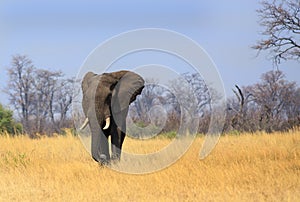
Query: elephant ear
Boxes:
[
  {"xmin": 82, "ymin": 72, "xmax": 98, "ymax": 116},
  {"xmin": 111, "ymin": 71, "xmax": 144, "ymax": 114},
  {"xmin": 82, "ymin": 72, "xmax": 97, "ymax": 93}
]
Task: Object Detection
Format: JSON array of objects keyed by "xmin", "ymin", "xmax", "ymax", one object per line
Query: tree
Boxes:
[
  {"xmin": 226, "ymin": 70, "xmax": 300, "ymax": 133},
  {"xmin": 169, "ymin": 73, "xmax": 216, "ymax": 133},
  {"xmin": 49, "ymin": 77, "xmax": 74, "ymax": 133},
  {"xmin": 127, "ymin": 79, "xmax": 173, "ymax": 137},
  {"xmin": 132, "ymin": 73, "xmax": 218, "ymax": 134},
  {"xmin": 253, "ymin": 0, "xmax": 300, "ymax": 64},
  {"xmin": 228, "ymin": 85, "xmax": 255, "ymax": 132},
  {"xmin": 0, "ymin": 104, "xmax": 22, "ymax": 135},
  {"xmin": 128, "ymin": 73, "xmax": 213, "ymax": 135},
  {"xmin": 251, "ymin": 70, "xmax": 297, "ymax": 131},
  {"xmin": 5, "ymin": 55, "xmax": 75, "ymax": 136},
  {"xmin": 5, "ymin": 55, "xmax": 35, "ymax": 135},
  {"xmin": 284, "ymin": 87, "xmax": 300, "ymax": 127},
  {"xmin": 32, "ymin": 69, "xmax": 63, "ymax": 134},
  {"xmin": 129, "ymin": 79, "xmax": 162, "ymax": 125},
  {"xmin": 237, "ymin": 70, "xmax": 298, "ymax": 132}
]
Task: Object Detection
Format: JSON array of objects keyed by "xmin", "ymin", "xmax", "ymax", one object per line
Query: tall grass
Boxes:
[{"xmin": 0, "ymin": 130, "xmax": 299, "ymax": 201}]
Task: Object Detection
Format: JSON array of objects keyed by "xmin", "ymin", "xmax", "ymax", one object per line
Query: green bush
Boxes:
[{"xmin": 0, "ymin": 104, "xmax": 22, "ymax": 135}]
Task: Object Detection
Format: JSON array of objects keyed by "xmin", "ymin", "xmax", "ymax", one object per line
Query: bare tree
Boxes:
[
  {"xmin": 253, "ymin": 0, "xmax": 300, "ymax": 64},
  {"xmin": 129, "ymin": 78, "xmax": 171, "ymax": 126},
  {"xmin": 130, "ymin": 79, "xmax": 158, "ymax": 125},
  {"xmin": 169, "ymin": 73, "xmax": 213, "ymax": 133},
  {"xmin": 284, "ymin": 87, "xmax": 300, "ymax": 127},
  {"xmin": 248, "ymin": 70, "xmax": 297, "ymax": 132},
  {"xmin": 49, "ymin": 77, "xmax": 74, "ymax": 133},
  {"xmin": 6, "ymin": 55, "xmax": 35, "ymax": 135},
  {"xmin": 226, "ymin": 70, "xmax": 300, "ymax": 133},
  {"xmin": 32, "ymin": 69, "xmax": 63, "ymax": 134},
  {"xmin": 229, "ymin": 85, "xmax": 254, "ymax": 132},
  {"xmin": 129, "ymin": 73, "xmax": 213, "ymax": 135},
  {"xmin": 5, "ymin": 55, "xmax": 75, "ymax": 136}
]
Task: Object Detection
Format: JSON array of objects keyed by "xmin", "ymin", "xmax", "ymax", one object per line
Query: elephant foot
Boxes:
[
  {"xmin": 111, "ymin": 154, "xmax": 121, "ymax": 162},
  {"xmin": 99, "ymin": 154, "xmax": 110, "ymax": 166}
]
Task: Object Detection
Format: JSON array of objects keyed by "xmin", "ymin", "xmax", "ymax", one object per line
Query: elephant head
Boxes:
[{"xmin": 80, "ymin": 70, "xmax": 144, "ymax": 164}]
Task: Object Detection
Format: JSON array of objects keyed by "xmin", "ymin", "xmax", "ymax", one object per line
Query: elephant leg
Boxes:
[
  {"xmin": 90, "ymin": 118, "xmax": 110, "ymax": 164},
  {"xmin": 111, "ymin": 118, "xmax": 126, "ymax": 161}
]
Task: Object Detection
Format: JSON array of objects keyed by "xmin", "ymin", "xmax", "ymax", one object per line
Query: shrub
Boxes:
[{"xmin": 0, "ymin": 104, "xmax": 22, "ymax": 135}]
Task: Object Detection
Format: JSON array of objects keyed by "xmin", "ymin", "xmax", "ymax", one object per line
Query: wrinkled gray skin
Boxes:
[{"xmin": 81, "ymin": 70, "xmax": 144, "ymax": 164}]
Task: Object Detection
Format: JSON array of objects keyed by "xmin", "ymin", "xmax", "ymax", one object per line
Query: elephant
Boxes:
[{"xmin": 79, "ymin": 70, "xmax": 144, "ymax": 164}]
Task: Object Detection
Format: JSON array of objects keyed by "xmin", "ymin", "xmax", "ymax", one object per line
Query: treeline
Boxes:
[
  {"xmin": 129, "ymin": 70, "xmax": 300, "ymax": 136},
  {"xmin": 226, "ymin": 70, "xmax": 300, "ymax": 133},
  {"xmin": 4, "ymin": 55, "xmax": 75, "ymax": 137},
  {"xmin": 1, "ymin": 55, "xmax": 299, "ymax": 137}
]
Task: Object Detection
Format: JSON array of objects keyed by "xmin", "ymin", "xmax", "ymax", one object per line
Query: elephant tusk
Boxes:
[
  {"xmin": 103, "ymin": 117, "xmax": 110, "ymax": 130},
  {"xmin": 79, "ymin": 118, "xmax": 89, "ymax": 130}
]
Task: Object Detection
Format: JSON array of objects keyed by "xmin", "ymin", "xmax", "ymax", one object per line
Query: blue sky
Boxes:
[{"xmin": 0, "ymin": 0, "xmax": 299, "ymax": 105}]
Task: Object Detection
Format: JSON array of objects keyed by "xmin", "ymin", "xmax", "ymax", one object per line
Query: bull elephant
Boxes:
[{"xmin": 80, "ymin": 70, "xmax": 144, "ymax": 164}]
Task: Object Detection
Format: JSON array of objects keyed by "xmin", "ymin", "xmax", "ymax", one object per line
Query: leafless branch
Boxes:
[{"xmin": 253, "ymin": 0, "xmax": 300, "ymax": 64}]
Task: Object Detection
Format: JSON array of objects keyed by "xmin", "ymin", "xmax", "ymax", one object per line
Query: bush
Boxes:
[{"xmin": 0, "ymin": 104, "xmax": 22, "ymax": 135}]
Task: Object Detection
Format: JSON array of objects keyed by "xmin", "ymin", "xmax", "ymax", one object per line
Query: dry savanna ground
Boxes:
[{"xmin": 0, "ymin": 130, "xmax": 300, "ymax": 201}]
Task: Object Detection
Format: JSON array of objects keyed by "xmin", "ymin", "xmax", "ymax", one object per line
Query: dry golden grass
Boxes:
[{"xmin": 0, "ymin": 130, "xmax": 300, "ymax": 201}]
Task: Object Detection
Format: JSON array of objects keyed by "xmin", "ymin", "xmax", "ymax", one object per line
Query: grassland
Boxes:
[{"xmin": 0, "ymin": 130, "xmax": 300, "ymax": 201}]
